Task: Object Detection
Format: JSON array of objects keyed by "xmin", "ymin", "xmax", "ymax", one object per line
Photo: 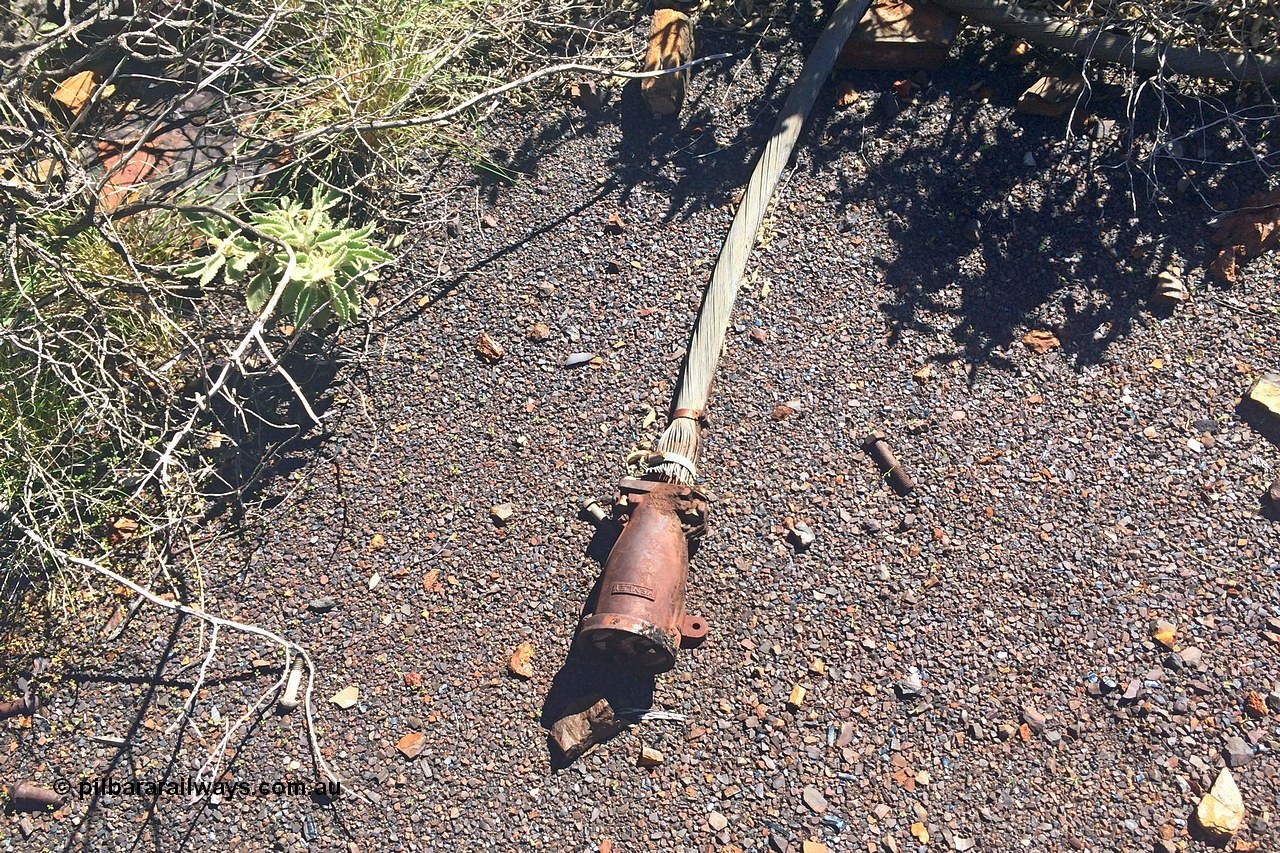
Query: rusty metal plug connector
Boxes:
[{"xmin": 576, "ymin": 479, "xmax": 709, "ymax": 673}]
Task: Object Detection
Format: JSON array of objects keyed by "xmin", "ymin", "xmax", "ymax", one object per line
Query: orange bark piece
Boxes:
[
  {"xmin": 1021, "ymin": 330, "xmax": 1060, "ymax": 353},
  {"xmin": 641, "ymin": 10, "xmax": 693, "ymax": 115},
  {"xmin": 53, "ymin": 70, "xmax": 97, "ymax": 113},
  {"xmin": 1210, "ymin": 190, "xmax": 1280, "ymax": 282}
]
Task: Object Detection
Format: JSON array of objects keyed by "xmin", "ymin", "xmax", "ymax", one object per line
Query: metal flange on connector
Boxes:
[{"xmin": 576, "ymin": 479, "xmax": 709, "ymax": 673}]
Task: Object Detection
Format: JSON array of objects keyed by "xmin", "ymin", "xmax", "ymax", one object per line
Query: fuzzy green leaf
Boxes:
[{"xmin": 246, "ymin": 273, "xmax": 274, "ymax": 314}]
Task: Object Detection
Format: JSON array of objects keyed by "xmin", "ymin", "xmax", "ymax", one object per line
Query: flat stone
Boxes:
[
  {"xmin": 396, "ymin": 732, "xmax": 426, "ymax": 759},
  {"xmin": 1195, "ymin": 768, "xmax": 1244, "ymax": 841},
  {"xmin": 897, "ymin": 666, "xmax": 924, "ymax": 698},
  {"xmin": 330, "ymin": 686, "xmax": 359, "ymax": 709},
  {"xmin": 1245, "ymin": 373, "xmax": 1280, "ymax": 418},
  {"xmin": 638, "ymin": 746, "xmax": 664, "ymax": 767},
  {"xmin": 707, "ymin": 811, "xmax": 728, "ymax": 832},
  {"xmin": 788, "ymin": 521, "xmax": 816, "ymax": 549},
  {"xmin": 1021, "ymin": 704, "xmax": 1047, "ymax": 733},
  {"xmin": 802, "ymin": 785, "xmax": 828, "ymax": 814},
  {"xmin": 1243, "ymin": 374, "xmax": 1280, "ymax": 445},
  {"xmin": 1224, "ymin": 735, "xmax": 1254, "ymax": 768}
]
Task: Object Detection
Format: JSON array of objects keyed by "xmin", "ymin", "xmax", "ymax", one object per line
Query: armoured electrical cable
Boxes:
[
  {"xmin": 575, "ymin": 0, "xmax": 872, "ymax": 671},
  {"xmin": 928, "ymin": 0, "xmax": 1280, "ymax": 83},
  {"xmin": 650, "ymin": 0, "xmax": 873, "ymax": 485}
]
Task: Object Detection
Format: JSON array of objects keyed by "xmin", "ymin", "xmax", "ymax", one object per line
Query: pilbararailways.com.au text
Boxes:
[{"xmin": 54, "ymin": 776, "xmax": 342, "ymax": 800}]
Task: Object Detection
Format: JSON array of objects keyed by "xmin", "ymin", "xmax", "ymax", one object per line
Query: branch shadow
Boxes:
[
  {"xmin": 198, "ymin": 333, "xmax": 350, "ymax": 518},
  {"xmin": 798, "ymin": 34, "xmax": 1277, "ymax": 378}
]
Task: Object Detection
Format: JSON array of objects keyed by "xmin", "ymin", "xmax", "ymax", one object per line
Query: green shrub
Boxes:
[{"xmin": 181, "ymin": 190, "xmax": 392, "ymax": 330}]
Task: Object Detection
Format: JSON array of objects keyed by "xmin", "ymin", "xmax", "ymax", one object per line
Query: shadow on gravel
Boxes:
[
  {"xmin": 474, "ymin": 25, "xmax": 803, "ymax": 229},
  {"xmin": 202, "ymin": 335, "xmax": 348, "ymax": 516},
  {"xmin": 540, "ymin": 520, "xmax": 655, "ymax": 770},
  {"xmin": 1237, "ymin": 396, "xmax": 1280, "ymax": 449},
  {"xmin": 540, "ymin": 645, "xmax": 655, "ymax": 771},
  {"xmin": 57, "ymin": 616, "xmax": 186, "ymax": 852},
  {"xmin": 60, "ymin": 625, "xmax": 347, "ymax": 852},
  {"xmin": 804, "ymin": 35, "xmax": 1274, "ymax": 377}
]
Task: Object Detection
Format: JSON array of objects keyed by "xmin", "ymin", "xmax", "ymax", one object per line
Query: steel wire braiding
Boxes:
[{"xmin": 649, "ymin": 0, "xmax": 873, "ymax": 486}]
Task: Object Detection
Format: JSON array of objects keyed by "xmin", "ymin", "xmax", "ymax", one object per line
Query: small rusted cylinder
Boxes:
[
  {"xmin": 864, "ymin": 430, "xmax": 915, "ymax": 494},
  {"xmin": 7, "ymin": 781, "xmax": 66, "ymax": 811},
  {"xmin": 577, "ymin": 483, "xmax": 707, "ymax": 673}
]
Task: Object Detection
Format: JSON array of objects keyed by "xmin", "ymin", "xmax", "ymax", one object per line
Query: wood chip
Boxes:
[
  {"xmin": 569, "ymin": 80, "xmax": 602, "ymax": 110},
  {"xmin": 836, "ymin": 82, "xmax": 860, "ymax": 108},
  {"xmin": 1021, "ymin": 330, "xmax": 1060, "ymax": 353},
  {"xmin": 1016, "ymin": 71, "xmax": 1085, "ymax": 118},
  {"xmin": 550, "ymin": 697, "xmax": 626, "ymax": 761},
  {"xmin": 641, "ymin": 9, "xmax": 693, "ymax": 115},
  {"xmin": 52, "ymin": 70, "xmax": 97, "ymax": 114},
  {"xmin": 1210, "ymin": 189, "xmax": 1280, "ymax": 282}
]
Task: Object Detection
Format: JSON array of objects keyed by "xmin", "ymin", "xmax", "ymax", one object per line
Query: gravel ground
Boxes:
[{"xmin": 5, "ymin": 19, "xmax": 1280, "ymax": 853}]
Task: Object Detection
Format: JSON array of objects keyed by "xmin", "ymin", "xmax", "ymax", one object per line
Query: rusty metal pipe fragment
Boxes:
[
  {"xmin": 0, "ymin": 694, "xmax": 38, "ymax": 719},
  {"xmin": 7, "ymin": 781, "xmax": 66, "ymax": 811},
  {"xmin": 864, "ymin": 430, "xmax": 916, "ymax": 495},
  {"xmin": 576, "ymin": 480, "xmax": 708, "ymax": 673}
]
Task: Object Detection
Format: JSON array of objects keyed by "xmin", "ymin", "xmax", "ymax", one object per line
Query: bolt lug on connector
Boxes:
[
  {"xmin": 579, "ymin": 497, "xmax": 609, "ymax": 524},
  {"xmin": 863, "ymin": 430, "xmax": 916, "ymax": 495},
  {"xmin": 278, "ymin": 658, "xmax": 305, "ymax": 712}
]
